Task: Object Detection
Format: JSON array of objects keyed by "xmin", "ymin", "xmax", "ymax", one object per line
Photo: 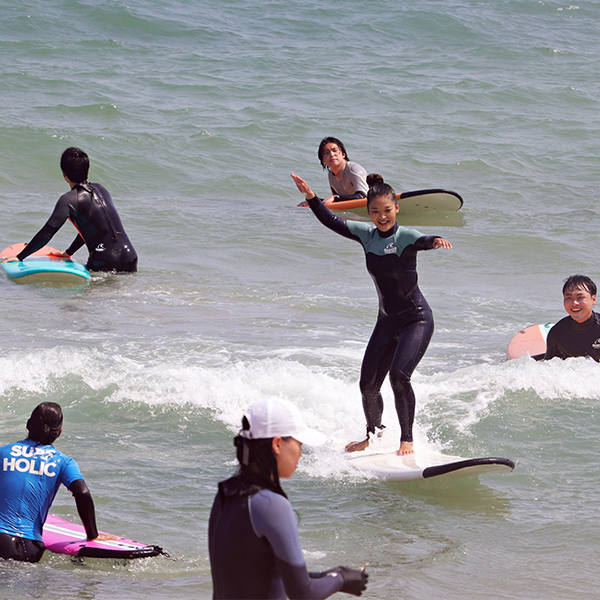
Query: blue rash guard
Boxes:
[
  {"xmin": 209, "ymin": 475, "xmax": 344, "ymax": 600},
  {"xmin": 307, "ymin": 195, "xmax": 440, "ymax": 443},
  {"xmin": 17, "ymin": 182, "xmax": 137, "ymax": 272},
  {"xmin": 0, "ymin": 439, "xmax": 84, "ymax": 542}
]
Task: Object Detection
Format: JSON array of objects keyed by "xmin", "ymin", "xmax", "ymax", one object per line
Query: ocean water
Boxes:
[{"xmin": 1, "ymin": 0, "xmax": 600, "ymax": 598}]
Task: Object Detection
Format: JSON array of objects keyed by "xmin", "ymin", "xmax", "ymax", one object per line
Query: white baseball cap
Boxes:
[{"xmin": 240, "ymin": 398, "xmax": 326, "ymax": 447}]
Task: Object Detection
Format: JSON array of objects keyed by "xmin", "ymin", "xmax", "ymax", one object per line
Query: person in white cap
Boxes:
[{"xmin": 208, "ymin": 398, "xmax": 369, "ymax": 600}]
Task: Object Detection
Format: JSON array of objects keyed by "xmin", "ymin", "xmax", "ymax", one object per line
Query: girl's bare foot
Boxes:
[
  {"xmin": 345, "ymin": 438, "xmax": 370, "ymax": 453},
  {"xmin": 397, "ymin": 441, "xmax": 414, "ymax": 456}
]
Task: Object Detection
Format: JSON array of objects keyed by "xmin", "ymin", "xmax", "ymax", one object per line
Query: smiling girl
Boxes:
[{"xmin": 291, "ymin": 172, "xmax": 451, "ymax": 456}]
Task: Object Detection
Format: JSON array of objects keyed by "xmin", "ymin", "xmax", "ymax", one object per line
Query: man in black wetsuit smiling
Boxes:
[
  {"xmin": 5, "ymin": 147, "xmax": 137, "ymax": 272},
  {"xmin": 545, "ymin": 275, "xmax": 600, "ymax": 361}
]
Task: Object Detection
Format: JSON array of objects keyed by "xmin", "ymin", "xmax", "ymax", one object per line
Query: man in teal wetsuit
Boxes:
[
  {"xmin": 0, "ymin": 402, "xmax": 98, "ymax": 562},
  {"xmin": 6, "ymin": 147, "xmax": 137, "ymax": 272}
]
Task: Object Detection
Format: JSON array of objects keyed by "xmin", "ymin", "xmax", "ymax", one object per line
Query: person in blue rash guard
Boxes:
[
  {"xmin": 209, "ymin": 398, "xmax": 369, "ymax": 600},
  {"xmin": 0, "ymin": 402, "xmax": 99, "ymax": 562},
  {"xmin": 291, "ymin": 172, "xmax": 452, "ymax": 456},
  {"xmin": 3, "ymin": 147, "xmax": 137, "ymax": 272}
]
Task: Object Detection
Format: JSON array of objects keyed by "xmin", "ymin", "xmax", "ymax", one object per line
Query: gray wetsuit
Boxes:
[
  {"xmin": 328, "ymin": 162, "xmax": 368, "ymax": 201},
  {"xmin": 209, "ymin": 475, "xmax": 344, "ymax": 599}
]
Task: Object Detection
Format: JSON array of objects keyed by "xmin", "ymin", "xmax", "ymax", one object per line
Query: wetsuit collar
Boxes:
[
  {"xmin": 572, "ymin": 311, "xmax": 599, "ymax": 331},
  {"xmin": 377, "ymin": 222, "xmax": 399, "ymax": 238}
]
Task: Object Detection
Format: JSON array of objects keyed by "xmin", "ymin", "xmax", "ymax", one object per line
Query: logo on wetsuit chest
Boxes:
[
  {"xmin": 384, "ymin": 242, "xmax": 397, "ymax": 254},
  {"xmin": 593, "ymin": 338, "xmax": 600, "ymax": 349},
  {"xmin": 95, "ymin": 243, "xmax": 105, "ymax": 252}
]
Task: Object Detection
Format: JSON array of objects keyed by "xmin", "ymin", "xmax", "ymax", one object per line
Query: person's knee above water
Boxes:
[
  {"xmin": 7, "ymin": 147, "xmax": 137, "ymax": 273},
  {"xmin": 208, "ymin": 398, "xmax": 369, "ymax": 600},
  {"xmin": 0, "ymin": 402, "xmax": 99, "ymax": 563},
  {"xmin": 545, "ymin": 274, "xmax": 600, "ymax": 361}
]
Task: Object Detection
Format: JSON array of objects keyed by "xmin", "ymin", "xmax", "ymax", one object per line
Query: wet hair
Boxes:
[
  {"xmin": 318, "ymin": 137, "xmax": 349, "ymax": 169},
  {"xmin": 563, "ymin": 275, "xmax": 597, "ymax": 297},
  {"xmin": 232, "ymin": 415, "xmax": 287, "ymax": 498},
  {"xmin": 27, "ymin": 402, "xmax": 63, "ymax": 445},
  {"xmin": 60, "ymin": 147, "xmax": 89, "ymax": 183},
  {"xmin": 366, "ymin": 173, "xmax": 397, "ymax": 208}
]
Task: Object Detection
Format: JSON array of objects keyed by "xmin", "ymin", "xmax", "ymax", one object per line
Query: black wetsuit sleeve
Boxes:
[
  {"xmin": 544, "ymin": 327, "xmax": 557, "ymax": 360},
  {"xmin": 69, "ymin": 479, "xmax": 98, "ymax": 540},
  {"xmin": 17, "ymin": 193, "xmax": 73, "ymax": 260},
  {"xmin": 335, "ymin": 192, "xmax": 367, "ymax": 201},
  {"xmin": 413, "ymin": 235, "xmax": 440, "ymax": 251},
  {"xmin": 306, "ymin": 195, "xmax": 361, "ymax": 242},
  {"xmin": 66, "ymin": 234, "xmax": 85, "ymax": 256},
  {"xmin": 16, "ymin": 223, "xmax": 60, "ymax": 260},
  {"xmin": 329, "ymin": 185, "xmax": 367, "ymax": 202}
]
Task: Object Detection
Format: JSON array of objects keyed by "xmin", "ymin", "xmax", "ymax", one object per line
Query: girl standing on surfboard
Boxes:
[
  {"xmin": 297, "ymin": 137, "xmax": 368, "ymax": 206},
  {"xmin": 209, "ymin": 398, "xmax": 368, "ymax": 599},
  {"xmin": 291, "ymin": 172, "xmax": 451, "ymax": 456}
]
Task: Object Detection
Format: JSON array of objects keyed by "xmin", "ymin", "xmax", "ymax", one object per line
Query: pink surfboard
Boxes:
[
  {"xmin": 506, "ymin": 323, "xmax": 553, "ymax": 360},
  {"xmin": 42, "ymin": 514, "xmax": 163, "ymax": 559}
]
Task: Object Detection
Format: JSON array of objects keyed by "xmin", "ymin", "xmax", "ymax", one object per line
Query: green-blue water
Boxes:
[{"xmin": 2, "ymin": 1, "xmax": 600, "ymax": 598}]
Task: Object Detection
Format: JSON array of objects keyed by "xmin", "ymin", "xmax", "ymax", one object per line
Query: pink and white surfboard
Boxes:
[{"xmin": 43, "ymin": 514, "xmax": 163, "ymax": 559}]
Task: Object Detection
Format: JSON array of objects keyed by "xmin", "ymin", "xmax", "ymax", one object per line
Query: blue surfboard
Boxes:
[{"xmin": 1, "ymin": 244, "xmax": 90, "ymax": 285}]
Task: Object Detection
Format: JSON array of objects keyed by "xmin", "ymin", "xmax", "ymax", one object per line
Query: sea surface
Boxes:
[{"xmin": 1, "ymin": 1, "xmax": 600, "ymax": 598}]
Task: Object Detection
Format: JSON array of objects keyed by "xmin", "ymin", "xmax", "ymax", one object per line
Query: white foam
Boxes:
[{"xmin": 2, "ymin": 346, "xmax": 599, "ymax": 481}]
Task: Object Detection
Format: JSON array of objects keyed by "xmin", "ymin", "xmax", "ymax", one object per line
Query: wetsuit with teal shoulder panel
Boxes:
[{"xmin": 307, "ymin": 195, "xmax": 439, "ymax": 443}]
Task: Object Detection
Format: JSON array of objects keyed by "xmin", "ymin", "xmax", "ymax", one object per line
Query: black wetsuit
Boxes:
[
  {"xmin": 545, "ymin": 312, "xmax": 600, "ymax": 361},
  {"xmin": 17, "ymin": 182, "xmax": 137, "ymax": 272},
  {"xmin": 307, "ymin": 196, "xmax": 439, "ymax": 443},
  {"xmin": 209, "ymin": 475, "xmax": 344, "ymax": 599}
]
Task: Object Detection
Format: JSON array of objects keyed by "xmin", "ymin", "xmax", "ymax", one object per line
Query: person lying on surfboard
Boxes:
[
  {"xmin": 2, "ymin": 147, "xmax": 137, "ymax": 273},
  {"xmin": 209, "ymin": 398, "xmax": 368, "ymax": 599},
  {"xmin": 297, "ymin": 137, "xmax": 368, "ymax": 206},
  {"xmin": 545, "ymin": 275, "xmax": 600, "ymax": 362},
  {"xmin": 0, "ymin": 402, "xmax": 112, "ymax": 562},
  {"xmin": 292, "ymin": 172, "xmax": 452, "ymax": 456}
]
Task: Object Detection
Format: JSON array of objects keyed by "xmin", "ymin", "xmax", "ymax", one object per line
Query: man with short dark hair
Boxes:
[
  {"xmin": 545, "ymin": 275, "xmax": 600, "ymax": 361},
  {"xmin": 6, "ymin": 147, "xmax": 137, "ymax": 272}
]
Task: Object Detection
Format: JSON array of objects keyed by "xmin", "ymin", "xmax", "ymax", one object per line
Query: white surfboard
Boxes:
[{"xmin": 346, "ymin": 446, "xmax": 515, "ymax": 482}]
